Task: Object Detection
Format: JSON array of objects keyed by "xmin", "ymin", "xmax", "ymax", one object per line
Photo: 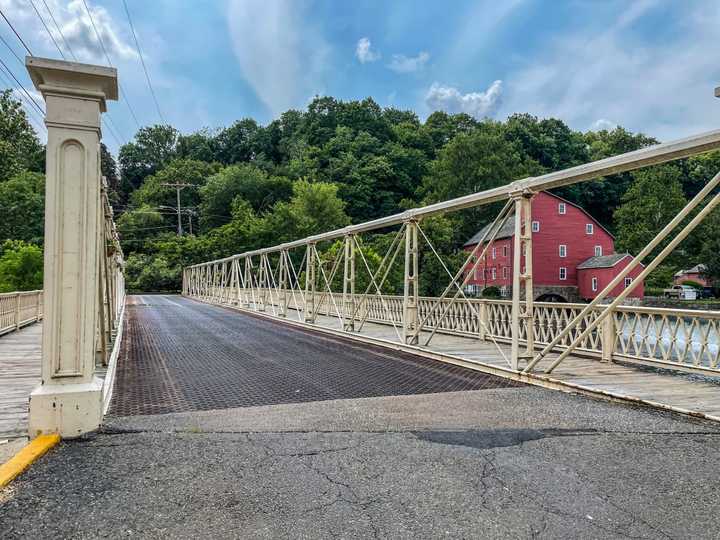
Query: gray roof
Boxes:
[
  {"xmin": 463, "ymin": 217, "xmax": 516, "ymax": 247},
  {"xmin": 675, "ymin": 264, "xmax": 707, "ymax": 276},
  {"xmin": 576, "ymin": 253, "xmax": 631, "ymax": 270}
]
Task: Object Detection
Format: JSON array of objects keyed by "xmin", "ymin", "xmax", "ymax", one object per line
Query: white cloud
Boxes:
[
  {"xmin": 425, "ymin": 80, "xmax": 503, "ymax": 119},
  {"xmin": 227, "ymin": 0, "xmax": 331, "ymax": 116},
  {"xmin": 497, "ymin": 0, "xmax": 720, "ymax": 139},
  {"xmin": 62, "ymin": 0, "xmax": 137, "ymax": 62},
  {"xmin": 592, "ymin": 119, "xmax": 618, "ymax": 131},
  {"xmin": 355, "ymin": 37, "xmax": 380, "ymax": 63},
  {"xmin": 0, "ymin": 0, "xmax": 135, "ymax": 63},
  {"xmin": 387, "ymin": 51, "xmax": 429, "ymax": 73}
]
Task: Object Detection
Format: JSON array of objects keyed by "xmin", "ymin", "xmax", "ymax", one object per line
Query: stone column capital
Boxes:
[{"xmin": 26, "ymin": 57, "xmax": 117, "ymax": 132}]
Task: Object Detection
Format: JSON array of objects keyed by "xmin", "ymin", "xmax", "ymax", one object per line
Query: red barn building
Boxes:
[{"xmin": 463, "ymin": 192, "xmax": 644, "ymax": 302}]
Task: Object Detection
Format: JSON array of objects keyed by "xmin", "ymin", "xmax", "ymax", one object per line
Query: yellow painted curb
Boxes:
[{"xmin": 0, "ymin": 434, "xmax": 60, "ymax": 488}]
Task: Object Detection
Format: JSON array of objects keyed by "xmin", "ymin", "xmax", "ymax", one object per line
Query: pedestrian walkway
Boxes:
[{"xmin": 0, "ymin": 324, "xmax": 41, "ymax": 439}]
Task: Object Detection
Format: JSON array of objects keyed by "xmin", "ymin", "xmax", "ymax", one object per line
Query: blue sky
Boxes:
[{"xmin": 1, "ymin": 0, "xmax": 719, "ymax": 155}]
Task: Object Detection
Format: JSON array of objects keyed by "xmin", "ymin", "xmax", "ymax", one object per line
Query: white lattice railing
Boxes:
[
  {"xmin": 197, "ymin": 286, "xmax": 720, "ymax": 373},
  {"xmin": 0, "ymin": 290, "xmax": 43, "ymax": 336}
]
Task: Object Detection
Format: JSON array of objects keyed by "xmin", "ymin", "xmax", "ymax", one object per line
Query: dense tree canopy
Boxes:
[{"xmin": 2, "ymin": 89, "xmax": 720, "ymax": 293}]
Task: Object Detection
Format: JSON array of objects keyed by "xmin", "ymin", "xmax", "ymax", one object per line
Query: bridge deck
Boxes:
[
  {"xmin": 109, "ymin": 295, "xmax": 520, "ymax": 416},
  {"xmin": 235, "ymin": 305, "xmax": 720, "ymax": 420}
]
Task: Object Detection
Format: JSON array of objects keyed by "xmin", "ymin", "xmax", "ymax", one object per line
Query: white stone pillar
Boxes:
[{"xmin": 26, "ymin": 57, "xmax": 118, "ymax": 438}]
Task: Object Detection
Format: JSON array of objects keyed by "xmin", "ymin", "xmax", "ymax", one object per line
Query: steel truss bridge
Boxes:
[
  {"xmin": 184, "ymin": 128, "xmax": 720, "ymax": 421},
  {"xmin": 4, "ymin": 55, "xmax": 720, "ymax": 439}
]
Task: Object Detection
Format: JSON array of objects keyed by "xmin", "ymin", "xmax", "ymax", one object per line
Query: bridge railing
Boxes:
[
  {"xmin": 185, "ymin": 104, "xmax": 720, "ymax": 378},
  {"xmin": 0, "ymin": 290, "xmax": 43, "ymax": 336},
  {"xmin": 199, "ymin": 287, "xmax": 720, "ymax": 373}
]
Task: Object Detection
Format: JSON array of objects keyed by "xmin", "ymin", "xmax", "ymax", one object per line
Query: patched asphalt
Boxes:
[{"xmin": 2, "ymin": 295, "xmax": 720, "ymax": 538}]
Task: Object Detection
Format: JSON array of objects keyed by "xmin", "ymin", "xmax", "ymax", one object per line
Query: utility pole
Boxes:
[{"xmin": 160, "ymin": 182, "xmax": 195, "ymax": 236}]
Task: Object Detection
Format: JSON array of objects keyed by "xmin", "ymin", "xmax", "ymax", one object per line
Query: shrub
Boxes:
[
  {"xmin": 481, "ymin": 286, "xmax": 501, "ymax": 298},
  {"xmin": 0, "ymin": 240, "xmax": 43, "ymax": 292}
]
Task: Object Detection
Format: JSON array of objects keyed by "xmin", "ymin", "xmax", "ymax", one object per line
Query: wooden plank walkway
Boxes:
[
  {"xmin": 271, "ymin": 308, "xmax": 720, "ymax": 420},
  {"xmin": 0, "ymin": 324, "xmax": 42, "ymax": 439}
]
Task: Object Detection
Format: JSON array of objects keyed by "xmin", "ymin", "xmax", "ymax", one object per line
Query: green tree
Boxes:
[
  {"xmin": 116, "ymin": 206, "xmax": 168, "ymax": 253},
  {"xmin": 178, "ymin": 129, "xmax": 220, "ymax": 162},
  {"xmin": 0, "ymin": 240, "xmax": 43, "ymax": 292},
  {"xmin": 0, "ymin": 171, "xmax": 44, "ymax": 244},
  {"xmin": 118, "ymin": 125, "xmax": 180, "ymax": 203},
  {"xmin": 199, "ymin": 164, "xmax": 293, "ymax": 230},
  {"xmin": 556, "ymin": 127, "xmax": 657, "ymax": 229},
  {"xmin": 0, "ymin": 90, "xmax": 44, "ymax": 181},
  {"xmin": 125, "ymin": 253, "xmax": 178, "ymax": 292},
  {"xmin": 614, "ymin": 165, "xmax": 687, "ymax": 259},
  {"xmin": 215, "ymin": 119, "xmax": 262, "ymax": 164},
  {"xmin": 423, "ymin": 111, "xmax": 478, "ymax": 152},
  {"xmin": 262, "ymin": 180, "xmax": 349, "ymax": 243},
  {"xmin": 698, "ymin": 208, "xmax": 720, "ymax": 285},
  {"xmin": 421, "ymin": 121, "xmax": 538, "ymax": 243}
]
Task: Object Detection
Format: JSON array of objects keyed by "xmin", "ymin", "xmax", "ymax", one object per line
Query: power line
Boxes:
[
  {"xmin": 0, "ymin": 32, "xmax": 23, "ymax": 65},
  {"xmin": 0, "ymin": 56, "xmax": 44, "ymax": 115},
  {"xmin": 0, "ymin": 9, "xmax": 33, "ymax": 55},
  {"xmin": 41, "ymin": 0, "xmax": 76, "ymax": 61},
  {"xmin": 0, "ymin": 69, "xmax": 45, "ymax": 128},
  {"xmin": 82, "ymin": 0, "xmax": 141, "ymax": 131},
  {"xmin": 122, "ymin": 0, "xmax": 165, "ymax": 124},
  {"xmin": 0, "ymin": 60, "xmax": 47, "ymax": 133},
  {"xmin": 27, "ymin": 0, "xmax": 66, "ymax": 59}
]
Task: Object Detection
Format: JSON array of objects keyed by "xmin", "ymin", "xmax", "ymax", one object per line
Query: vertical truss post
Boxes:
[
  {"xmin": 230, "ymin": 259, "xmax": 238, "ymax": 305},
  {"xmin": 342, "ymin": 234, "xmax": 356, "ymax": 331},
  {"xmin": 234, "ymin": 259, "xmax": 242, "ymax": 305},
  {"xmin": 244, "ymin": 257, "xmax": 253, "ymax": 308},
  {"xmin": 278, "ymin": 250, "xmax": 289, "ymax": 317},
  {"xmin": 601, "ymin": 313, "xmax": 616, "ymax": 362},
  {"xmin": 305, "ymin": 243, "xmax": 317, "ymax": 323},
  {"xmin": 510, "ymin": 190, "xmax": 535, "ymax": 369},
  {"xmin": 258, "ymin": 254, "xmax": 268, "ymax": 312},
  {"xmin": 402, "ymin": 219, "xmax": 419, "ymax": 344},
  {"xmin": 478, "ymin": 300, "xmax": 487, "ymax": 340}
]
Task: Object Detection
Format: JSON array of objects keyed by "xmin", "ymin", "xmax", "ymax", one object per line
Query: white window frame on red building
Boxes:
[
  {"xmin": 586, "ymin": 223, "xmax": 594, "ymax": 234},
  {"xmin": 624, "ymin": 277, "xmax": 633, "ymax": 288},
  {"xmin": 558, "ymin": 202, "xmax": 566, "ymax": 214},
  {"xmin": 559, "ymin": 244, "xmax": 567, "ymax": 258},
  {"xmin": 559, "ymin": 267, "xmax": 567, "ymax": 280},
  {"xmin": 592, "ymin": 277, "xmax": 598, "ymax": 291},
  {"xmin": 502, "ymin": 245, "xmax": 508, "ymax": 257},
  {"xmin": 531, "ymin": 221, "xmax": 540, "ymax": 232},
  {"xmin": 503, "ymin": 267, "xmax": 508, "ymax": 279},
  {"xmin": 594, "ymin": 245, "xmax": 602, "ymax": 257},
  {"xmin": 491, "ymin": 268, "xmax": 497, "ymax": 280},
  {"xmin": 492, "ymin": 247, "xmax": 497, "ymax": 259}
]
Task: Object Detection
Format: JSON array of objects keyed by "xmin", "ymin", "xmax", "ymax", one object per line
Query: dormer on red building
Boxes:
[{"xmin": 463, "ymin": 192, "xmax": 644, "ymax": 302}]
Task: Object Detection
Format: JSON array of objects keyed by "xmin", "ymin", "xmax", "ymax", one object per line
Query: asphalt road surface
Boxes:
[{"xmin": 1, "ymin": 295, "xmax": 719, "ymax": 539}]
